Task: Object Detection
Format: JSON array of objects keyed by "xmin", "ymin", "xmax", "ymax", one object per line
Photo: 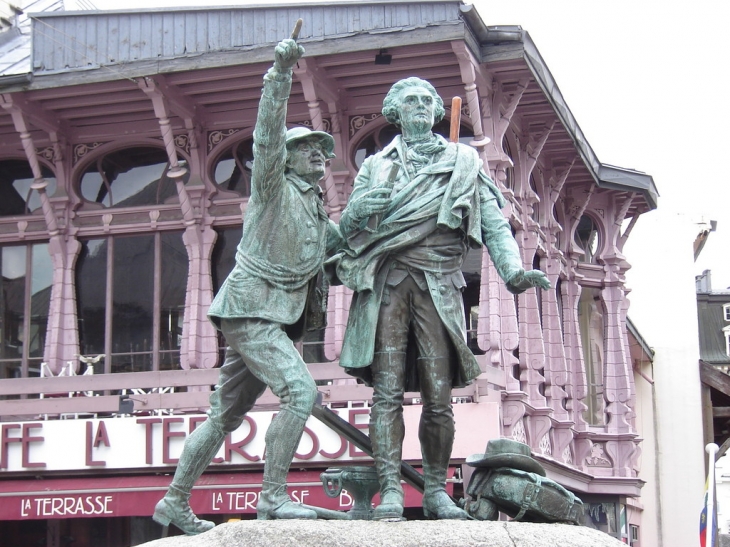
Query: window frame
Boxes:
[
  {"xmin": 76, "ymin": 231, "xmax": 187, "ymax": 373},
  {"xmin": 208, "ymin": 134, "xmax": 255, "ymax": 198},
  {"xmin": 75, "ymin": 143, "xmax": 185, "ymax": 209},
  {"xmin": 0, "ymin": 241, "xmax": 52, "ymax": 379}
]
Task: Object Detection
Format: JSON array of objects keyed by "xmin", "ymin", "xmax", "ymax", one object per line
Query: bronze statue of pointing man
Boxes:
[
  {"xmin": 154, "ymin": 31, "xmax": 344, "ymax": 533},
  {"xmin": 153, "ymin": 22, "xmax": 549, "ymax": 533}
]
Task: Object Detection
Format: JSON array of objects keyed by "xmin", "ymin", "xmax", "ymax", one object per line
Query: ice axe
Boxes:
[{"xmin": 312, "ymin": 392, "xmax": 459, "ymax": 505}]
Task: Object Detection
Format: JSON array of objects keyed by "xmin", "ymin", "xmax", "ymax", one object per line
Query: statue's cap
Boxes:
[{"xmin": 286, "ymin": 126, "xmax": 335, "ymax": 159}]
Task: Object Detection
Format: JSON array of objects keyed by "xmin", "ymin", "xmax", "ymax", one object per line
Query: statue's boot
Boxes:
[
  {"xmin": 419, "ymin": 357, "xmax": 469, "ymax": 520},
  {"xmin": 153, "ymin": 419, "xmax": 225, "ymax": 534},
  {"xmin": 370, "ymin": 352, "xmax": 406, "ymax": 521},
  {"xmin": 256, "ymin": 409, "xmax": 317, "ymax": 520}
]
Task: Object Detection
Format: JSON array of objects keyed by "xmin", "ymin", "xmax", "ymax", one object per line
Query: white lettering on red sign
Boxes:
[
  {"xmin": 20, "ymin": 495, "xmax": 113, "ymax": 517},
  {"xmin": 210, "ymin": 490, "xmax": 311, "ymax": 512},
  {"xmin": 339, "ymin": 490, "xmax": 353, "ymax": 508},
  {"xmin": 291, "ymin": 490, "xmax": 309, "ymax": 505}
]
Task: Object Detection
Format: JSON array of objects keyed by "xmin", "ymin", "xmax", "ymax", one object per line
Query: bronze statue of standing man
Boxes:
[
  {"xmin": 154, "ymin": 30, "xmax": 342, "ymax": 534},
  {"xmin": 336, "ymin": 77, "xmax": 550, "ymax": 520}
]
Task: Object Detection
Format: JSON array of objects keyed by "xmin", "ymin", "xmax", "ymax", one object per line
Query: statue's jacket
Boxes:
[
  {"xmin": 208, "ymin": 67, "xmax": 341, "ymax": 340},
  {"xmin": 335, "ymin": 135, "xmax": 524, "ymax": 388}
]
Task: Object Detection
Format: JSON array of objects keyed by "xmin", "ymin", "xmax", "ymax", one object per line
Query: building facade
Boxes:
[
  {"xmin": 0, "ymin": 2, "xmax": 658, "ymax": 546},
  {"xmin": 697, "ymin": 269, "xmax": 730, "ymax": 535}
]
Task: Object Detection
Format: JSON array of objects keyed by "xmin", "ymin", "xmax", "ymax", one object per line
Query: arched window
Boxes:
[
  {"xmin": 79, "ymin": 147, "xmax": 181, "ymax": 208},
  {"xmin": 578, "ymin": 286, "xmax": 606, "ymax": 426},
  {"xmin": 502, "ymin": 136, "xmax": 514, "ymax": 190},
  {"xmin": 351, "ymin": 120, "xmax": 474, "ymax": 168},
  {"xmin": 574, "ymin": 214, "xmax": 600, "ymax": 263},
  {"xmin": 0, "ymin": 159, "xmax": 57, "ymax": 216},
  {"xmin": 211, "ymin": 137, "xmax": 254, "ymax": 197},
  {"xmin": 552, "ymin": 204, "xmax": 562, "ymax": 250},
  {"xmin": 533, "ymin": 253, "xmax": 543, "ymax": 328},
  {"xmin": 352, "ymin": 124, "xmax": 400, "ymax": 168},
  {"xmin": 555, "ymin": 278, "xmax": 564, "ymax": 341},
  {"xmin": 529, "ymin": 174, "xmax": 540, "ymax": 222}
]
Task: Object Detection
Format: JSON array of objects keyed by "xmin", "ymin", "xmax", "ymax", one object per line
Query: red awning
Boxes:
[{"xmin": 0, "ymin": 468, "xmax": 454, "ymax": 520}]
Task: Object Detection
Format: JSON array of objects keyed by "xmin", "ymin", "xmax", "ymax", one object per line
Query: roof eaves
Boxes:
[
  {"xmin": 514, "ymin": 31, "xmax": 658, "ymax": 211},
  {"xmin": 35, "ymin": 0, "xmax": 464, "ymax": 17},
  {"xmin": 626, "ymin": 316, "xmax": 655, "ymax": 360},
  {"xmin": 597, "ymin": 164, "xmax": 659, "ymax": 210},
  {"xmin": 0, "ymin": 72, "xmax": 32, "ymax": 90}
]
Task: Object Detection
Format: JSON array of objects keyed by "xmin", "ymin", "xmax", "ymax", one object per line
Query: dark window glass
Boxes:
[
  {"xmin": 213, "ymin": 138, "xmax": 254, "ymax": 197},
  {"xmin": 301, "ymin": 328, "xmax": 327, "ymax": 364},
  {"xmin": 0, "ymin": 245, "xmax": 26, "ymax": 378},
  {"xmin": 353, "ymin": 124, "xmax": 400, "ymax": 168},
  {"xmin": 352, "ymin": 121, "xmax": 473, "ymax": 168},
  {"xmin": 460, "ymin": 247, "xmax": 484, "ymax": 355},
  {"xmin": 502, "ymin": 137, "xmax": 514, "ymax": 190},
  {"xmin": 159, "ymin": 232, "xmax": 188, "ymax": 371},
  {"xmin": 0, "ymin": 160, "xmax": 57, "ymax": 216},
  {"xmin": 112, "ymin": 235, "xmax": 155, "ymax": 373},
  {"xmin": 29, "ymin": 244, "xmax": 51, "ymax": 366},
  {"xmin": 211, "ymin": 226, "xmax": 242, "ymax": 293},
  {"xmin": 556, "ymin": 278, "xmax": 564, "ymax": 341},
  {"xmin": 79, "ymin": 147, "xmax": 181, "ymax": 207},
  {"xmin": 0, "ymin": 243, "xmax": 49, "ymax": 379},
  {"xmin": 76, "ymin": 239, "xmax": 108, "ymax": 357},
  {"xmin": 77, "ymin": 233, "xmax": 186, "ymax": 373},
  {"xmin": 533, "ymin": 254, "xmax": 543, "ymax": 328},
  {"xmin": 553, "ymin": 204, "xmax": 561, "ymax": 249},
  {"xmin": 211, "ymin": 226, "xmax": 242, "ymax": 361},
  {"xmin": 575, "ymin": 214, "xmax": 600, "ymax": 264},
  {"xmin": 529, "ymin": 174, "xmax": 540, "ymax": 222}
]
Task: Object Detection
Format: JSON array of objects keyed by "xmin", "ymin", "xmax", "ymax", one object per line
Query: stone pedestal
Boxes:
[{"xmin": 139, "ymin": 519, "xmax": 625, "ymax": 547}]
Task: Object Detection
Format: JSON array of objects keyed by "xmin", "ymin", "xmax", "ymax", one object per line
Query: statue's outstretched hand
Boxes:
[
  {"xmin": 348, "ymin": 187, "xmax": 391, "ymax": 223},
  {"xmin": 274, "ymin": 38, "xmax": 304, "ymax": 71},
  {"xmin": 509, "ymin": 269, "xmax": 551, "ymax": 292}
]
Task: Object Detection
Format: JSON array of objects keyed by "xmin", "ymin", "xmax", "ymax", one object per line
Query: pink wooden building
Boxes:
[{"xmin": 0, "ymin": 2, "xmax": 657, "ymax": 545}]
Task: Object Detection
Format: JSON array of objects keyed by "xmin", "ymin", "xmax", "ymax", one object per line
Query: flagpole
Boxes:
[{"xmin": 706, "ymin": 443, "xmax": 720, "ymax": 547}]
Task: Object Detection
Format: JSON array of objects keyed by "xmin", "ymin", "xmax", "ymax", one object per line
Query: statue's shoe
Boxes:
[
  {"xmin": 373, "ymin": 490, "xmax": 405, "ymax": 521},
  {"xmin": 423, "ymin": 490, "xmax": 469, "ymax": 520},
  {"xmin": 153, "ymin": 496, "xmax": 215, "ymax": 535},
  {"xmin": 257, "ymin": 499, "xmax": 318, "ymax": 520}
]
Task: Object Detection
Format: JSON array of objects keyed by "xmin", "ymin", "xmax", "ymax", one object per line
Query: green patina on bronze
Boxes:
[
  {"xmin": 331, "ymin": 76, "xmax": 550, "ymax": 521},
  {"xmin": 464, "ymin": 439, "xmax": 584, "ymax": 524},
  {"xmin": 153, "ymin": 33, "xmax": 343, "ymax": 534},
  {"xmin": 321, "ymin": 466, "xmax": 381, "ymax": 520},
  {"xmin": 154, "ymin": 24, "xmax": 554, "ymax": 533}
]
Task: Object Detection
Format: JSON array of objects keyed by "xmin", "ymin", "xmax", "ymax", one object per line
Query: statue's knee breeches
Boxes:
[
  {"xmin": 277, "ymin": 372, "xmax": 317, "ymax": 419},
  {"xmin": 220, "ymin": 317, "xmax": 317, "ymax": 422},
  {"xmin": 207, "ymin": 344, "xmax": 268, "ymax": 434}
]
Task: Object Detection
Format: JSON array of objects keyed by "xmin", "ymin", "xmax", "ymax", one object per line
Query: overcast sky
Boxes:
[
  {"xmin": 478, "ymin": 0, "xmax": 730, "ymax": 291},
  {"xmin": 85, "ymin": 0, "xmax": 730, "ymax": 294}
]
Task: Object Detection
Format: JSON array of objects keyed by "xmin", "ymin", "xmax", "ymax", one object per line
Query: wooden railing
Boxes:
[{"xmin": 0, "ymin": 356, "xmax": 504, "ymax": 419}]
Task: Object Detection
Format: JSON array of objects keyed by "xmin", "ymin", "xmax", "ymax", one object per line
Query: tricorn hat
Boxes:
[
  {"xmin": 285, "ymin": 126, "xmax": 336, "ymax": 159},
  {"xmin": 465, "ymin": 438, "xmax": 546, "ymax": 477}
]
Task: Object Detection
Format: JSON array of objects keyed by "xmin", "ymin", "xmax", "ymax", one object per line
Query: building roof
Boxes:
[
  {"xmin": 0, "ymin": 0, "xmax": 63, "ymax": 78},
  {"xmin": 0, "ymin": 0, "xmax": 657, "ymax": 211},
  {"xmin": 698, "ymin": 292, "xmax": 730, "ymax": 365}
]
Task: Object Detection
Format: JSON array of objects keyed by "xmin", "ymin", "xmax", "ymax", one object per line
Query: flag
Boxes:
[{"xmin": 700, "ymin": 476, "xmax": 718, "ymax": 547}]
